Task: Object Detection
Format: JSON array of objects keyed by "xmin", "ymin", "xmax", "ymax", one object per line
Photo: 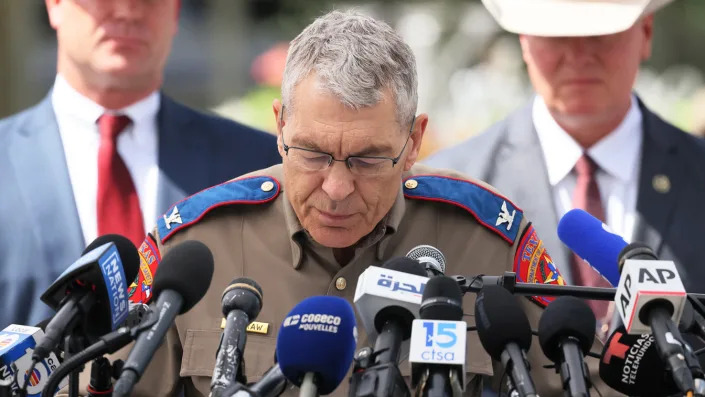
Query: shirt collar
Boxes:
[
  {"xmin": 51, "ymin": 74, "xmax": 161, "ymax": 133},
  {"xmin": 284, "ymin": 181, "xmax": 406, "ymax": 269},
  {"xmin": 533, "ymin": 94, "xmax": 643, "ymax": 185}
]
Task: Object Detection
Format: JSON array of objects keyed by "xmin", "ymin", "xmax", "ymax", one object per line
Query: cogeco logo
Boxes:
[
  {"xmin": 421, "ymin": 321, "xmax": 458, "ymax": 361},
  {"xmin": 282, "ymin": 313, "xmax": 342, "ymax": 333}
]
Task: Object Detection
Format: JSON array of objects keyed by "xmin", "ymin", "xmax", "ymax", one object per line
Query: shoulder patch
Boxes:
[
  {"xmin": 128, "ymin": 233, "xmax": 161, "ymax": 304},
  {"xmin": 514, "ymin": 224, "xmax": 565, "ymax": 307},
  {"xmin": 158, "ymin": 176, "xmax": 280, "ymax": 243},
  {"xmin": 403, "ymin": 175, "xmax": 523, "ymax": 244}
]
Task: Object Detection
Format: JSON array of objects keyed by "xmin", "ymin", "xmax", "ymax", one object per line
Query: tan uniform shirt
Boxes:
[{"xmin": 76, "ymin": 164, "xmax": 622, "ymax": 397}]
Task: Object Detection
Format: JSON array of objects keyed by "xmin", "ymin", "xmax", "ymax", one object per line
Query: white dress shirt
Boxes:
[
  {"xmin": 533, "ymin": 95, "xmax": 643, "ymax": 243},
  {"xmin": 52, "ymin": 74, "xmax": 160, "ymax": 245}
]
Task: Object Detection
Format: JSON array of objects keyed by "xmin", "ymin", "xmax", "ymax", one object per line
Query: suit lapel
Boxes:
[
  {"xmin": 155, "ymin": 95, "xmax": 206, "ymax": 219},
  {"xmin": 9, "ymin": 95, "xmax": 85, "ymax": 261},
  {"xmin": 632, "ymin": 100, "xmax": 680, "ymax": 255},
  {"xmin": 490, "ymin": 103, "xmax": 574, "ymax": 283}
]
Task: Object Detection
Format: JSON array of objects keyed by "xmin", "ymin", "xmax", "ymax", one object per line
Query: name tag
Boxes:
[{"xmin": 220, "ymin": 318, "xmax": 270, "ymax": 335}]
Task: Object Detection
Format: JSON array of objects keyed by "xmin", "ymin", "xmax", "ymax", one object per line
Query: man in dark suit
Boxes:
[
  {"xmin": 427, "ymin": 0, "xmax": 705, "ymax": 334},
  {"xmin": 0, "ymin": 0, "xmax": 279, "ymax": 328}
]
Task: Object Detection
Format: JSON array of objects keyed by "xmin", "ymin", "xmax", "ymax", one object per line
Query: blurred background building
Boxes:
[{"xmin": 2, "ymin": 0, "xmax": 705, "ymax": 158}]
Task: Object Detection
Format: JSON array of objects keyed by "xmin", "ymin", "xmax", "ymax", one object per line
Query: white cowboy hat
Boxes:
[{"xmin": 481, "ymin": 0, "xmax": 675, "ymax": 37}]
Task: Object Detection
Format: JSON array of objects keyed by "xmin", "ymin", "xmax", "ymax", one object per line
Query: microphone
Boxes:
[
  {"xmin": 557, "ymin": 208, "xmax": 627, "ymax": 287},
  {"xmin": 599, "ymin": 326, "xmax": 678, "ymax": 396},
  {"xmin": 34, "ymin": 234, "xmax": 140, "ymax": 362},
  {"xmin": 475, "ymin": 285, "xmax": 537, "ymax": 397},
  {"xmin": 538, "ymin": 296, "xmax": 595, "ymax": 397},
  {"xmin": 276, "ymin": 296, "xmax": 357, "ymax": 396},
  {"xmin": 406, "ymin": 245, "xmax": 446, "ymax": 276},
  {"xmin": 353, "ymin": 257, "xmax": 427, "ymax": 346},
  {"xmin": 0, "ymin": 324, "xmax": 66, "ymax": 397},
  {"xmin": 680, "ymin": 300, "xmax": 705, "ymax": 343},
  {"xmin": 615, "ymin": 241, "xmax": 694, "ymax": 393},
  {"xmin": 210, "ymin": 278, "xmax": 264, "ymax": 397},
  {"xmin": 224, "ymin": 363, "xmax": 288, "ymax": 397},
  {"xmin": 350, "ymin": 257, "xmax": 426, "ymax": 397},
  {"xmin": 409, "ymin": 276, "xmax": 465, "ymax": 397},
  {"xmin": 113, "ymin": 240, "xmax": 215, "ymax": 397}
]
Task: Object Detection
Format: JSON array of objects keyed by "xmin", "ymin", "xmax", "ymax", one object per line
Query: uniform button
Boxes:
[
  {"xmin": 335, "ymin": 277, "xmax": 347, "ymax": 291},
  {"xmin": 261, "ymin": 181, "xmax": 275, "ymax": 192},
  {"xmin": 600, "ymin": 323, "xmax": 609, "ymax": 334},
  {"xmin": 404, "ymin": 179, "xmax": 418, "ymax": 189}
]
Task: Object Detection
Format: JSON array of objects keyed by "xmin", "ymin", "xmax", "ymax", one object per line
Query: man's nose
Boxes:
[{"xmin": 321, "ymin": 161, "xmax": 355, "ymax": 202}]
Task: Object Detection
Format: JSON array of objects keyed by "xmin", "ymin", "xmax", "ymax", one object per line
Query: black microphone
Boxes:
[
  {"xmin": 223, "ymin": 363, "xmax": 288, "ymax": 397},
  {"xmin": 112, "ymin": 240, "xmax": 215, "ymax": 397},
  {"xmin": 599, "ymin": 325, "xmax": 678, "ymax": 396},
  {"xmin": 210, "ymin": 278, "xmax": 264, "ymax": 397},
  {"xmin": 538, "ymin": 296, "xmax": 595, "ymax": 397},
  {"xmin": 34, "ymin": 234, "xmax": 140, "ymax": 362},
  {"xmin": 371, "ymin": 257, "xmax": 427, "ymax": 365},
  {"xmin": 411, "ymin": 276, "xmax": 464, "ymax": 397},
  {"xmin": 616, "ymin": 242, "xmax": 695, "ymax": 394},
  {"xmin": 475, "ymin": 285, "xmax": 537, "ymax": 397},
  {"xmin": 349, "ymin": 256, "xmax": 426, "ymax": 397}
]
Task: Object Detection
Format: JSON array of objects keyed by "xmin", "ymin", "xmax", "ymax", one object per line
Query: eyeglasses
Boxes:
[{"xmin": 279, "ymin": 106, "xmax": 415, "ymax": 177}]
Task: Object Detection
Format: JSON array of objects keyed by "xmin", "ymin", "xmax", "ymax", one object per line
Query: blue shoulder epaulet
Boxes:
[
  {"xmin": 402, "ymin": 175, "xmax": 523, "ymax": 244},
  {"xmin": 158, "ymin": 176, "xmax": 280, "ymax": 243}
]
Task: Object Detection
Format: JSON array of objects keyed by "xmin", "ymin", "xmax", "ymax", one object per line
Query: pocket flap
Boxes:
[{"xmin": 180, "ymin": 329, "xmax": 277, "ymax": 382}]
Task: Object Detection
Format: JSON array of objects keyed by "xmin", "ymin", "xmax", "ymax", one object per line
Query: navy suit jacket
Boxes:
[
  {"xmin": 0, "ymin": 93, "xmax": 280, "ymax": 327},
  {"xmin": 425, "ymin": 98, "xmax": 705, "ymax": 293}
]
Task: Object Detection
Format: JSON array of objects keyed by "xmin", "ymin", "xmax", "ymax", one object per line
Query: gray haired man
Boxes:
[{"xmin": 75, "ymin": 9, "xmax": 617, "ymax": 397}]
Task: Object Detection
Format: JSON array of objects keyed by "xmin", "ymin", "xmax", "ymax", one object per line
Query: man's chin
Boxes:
[{"xmin": 308, "ymin": 227, "xmax": 362, "ymax": 249}]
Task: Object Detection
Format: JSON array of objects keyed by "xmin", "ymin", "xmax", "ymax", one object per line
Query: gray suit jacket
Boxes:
[
  {"xmin": 425, "ymin": 98, "xmax": 705, "ymax": 292},
  {"xmin": 0, "ymin": 92, "xmax": 280, "ymax": 328}
]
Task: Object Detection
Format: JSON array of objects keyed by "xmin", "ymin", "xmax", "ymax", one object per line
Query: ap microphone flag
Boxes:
[{"xmin": 276, "ymin": 296, "xmax": 357, "ymax": 395}]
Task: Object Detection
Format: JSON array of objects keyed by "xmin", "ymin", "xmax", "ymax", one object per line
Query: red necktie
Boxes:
[
  {"xmin": 96, "ymin": 114, "xmax": 145, "ymax": 249},
  {"xmin": 571, "ymin": 154, "xmax": 612, "ymax": 337}
]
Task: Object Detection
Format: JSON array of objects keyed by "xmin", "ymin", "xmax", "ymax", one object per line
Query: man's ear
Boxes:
[
  {"xmin": 272, "ymin": 99, "xmax": 286, "ymax": 158},
  {"xmin": 45, "ymin": 0, "xmax": 63, "ymax": 29},
  {"xmin": 639, "ymin": 14, "xmax": 654, "ymax": 61},
  {"xmin": 403, "ymin": 113, "xmax": 429, "ymax": 171}
]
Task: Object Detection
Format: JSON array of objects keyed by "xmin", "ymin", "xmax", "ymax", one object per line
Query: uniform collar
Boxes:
[{"xmin": 283, "ymin": 180, "xmax": 406, "ymax": 269}]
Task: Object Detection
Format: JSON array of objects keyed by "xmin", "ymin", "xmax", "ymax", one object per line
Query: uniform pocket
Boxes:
[{"xmin": 180, "ymin": 329, "xmax": 277, "ymax": 382}]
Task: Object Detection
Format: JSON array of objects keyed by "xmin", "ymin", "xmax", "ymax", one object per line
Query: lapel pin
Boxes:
[{"xmin": 652, "ymin": 174, "xmax": 671, "ymax": 194}]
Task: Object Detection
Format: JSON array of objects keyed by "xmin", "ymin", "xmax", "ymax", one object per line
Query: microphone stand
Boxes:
[
  {"xmin": 454, "ymin": 272, "xmax": 615, "ymax": 300},
  {"xmin": 456, "ymin": 272, "xmax": 705, "ymax": 310},
  {"xmin": 348, "ymin": 346, "xmax": 410, "ymax": 397}
]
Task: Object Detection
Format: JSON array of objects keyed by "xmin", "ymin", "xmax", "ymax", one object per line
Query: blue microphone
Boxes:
[
  {"xmin": 557, "ymin": 208, "xmax": 627, "ymax": 286},
  {"xmin": 276, "ymin": 296, "xmax": 357, "ymax": 397}
]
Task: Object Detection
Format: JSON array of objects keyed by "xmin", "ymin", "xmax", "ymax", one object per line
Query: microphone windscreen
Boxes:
[
  {"xmin": 599, "ymin": 326, "xmax": 676, "ymax": 396},
  {"xmin": 475, "ymin": 285, "xmax": 532, "ymax": 360},
  {"xmin": 276, "ymin": 296, "xmax": 357, "ymax": 395},
  {"xmin": 221, "ymin": 277, "xmax": 263, "ymax": 319},
  {"xmin": 152, "ymin": 240, "xmax": 214, "ymax": 314},
  {"xmin": 83, "ymin": 234, "xmax": 140, "ymax": 283},
  {"xmin": 538, "ymin": 296, "xmax": 596, "ymax": 362},
  {"xmin": 406, "ymin": 245, "xmax": 446, "ymax": 274},
  {"xmin": 381, "ymin": 257, "xmax": 427, "ymax": 277},
  {"xmin": 420, "ymin": 276, "xmax": 463, "ymax": 321},
  {"xmin": 557, "ymin": 209, "xmax": 627, "ymax": 286}
]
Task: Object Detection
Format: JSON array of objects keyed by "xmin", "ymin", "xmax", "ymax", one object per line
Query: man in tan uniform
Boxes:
[{"xmin": 104, "ymin": 10, "xmax": 617, "ymax": 397}]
